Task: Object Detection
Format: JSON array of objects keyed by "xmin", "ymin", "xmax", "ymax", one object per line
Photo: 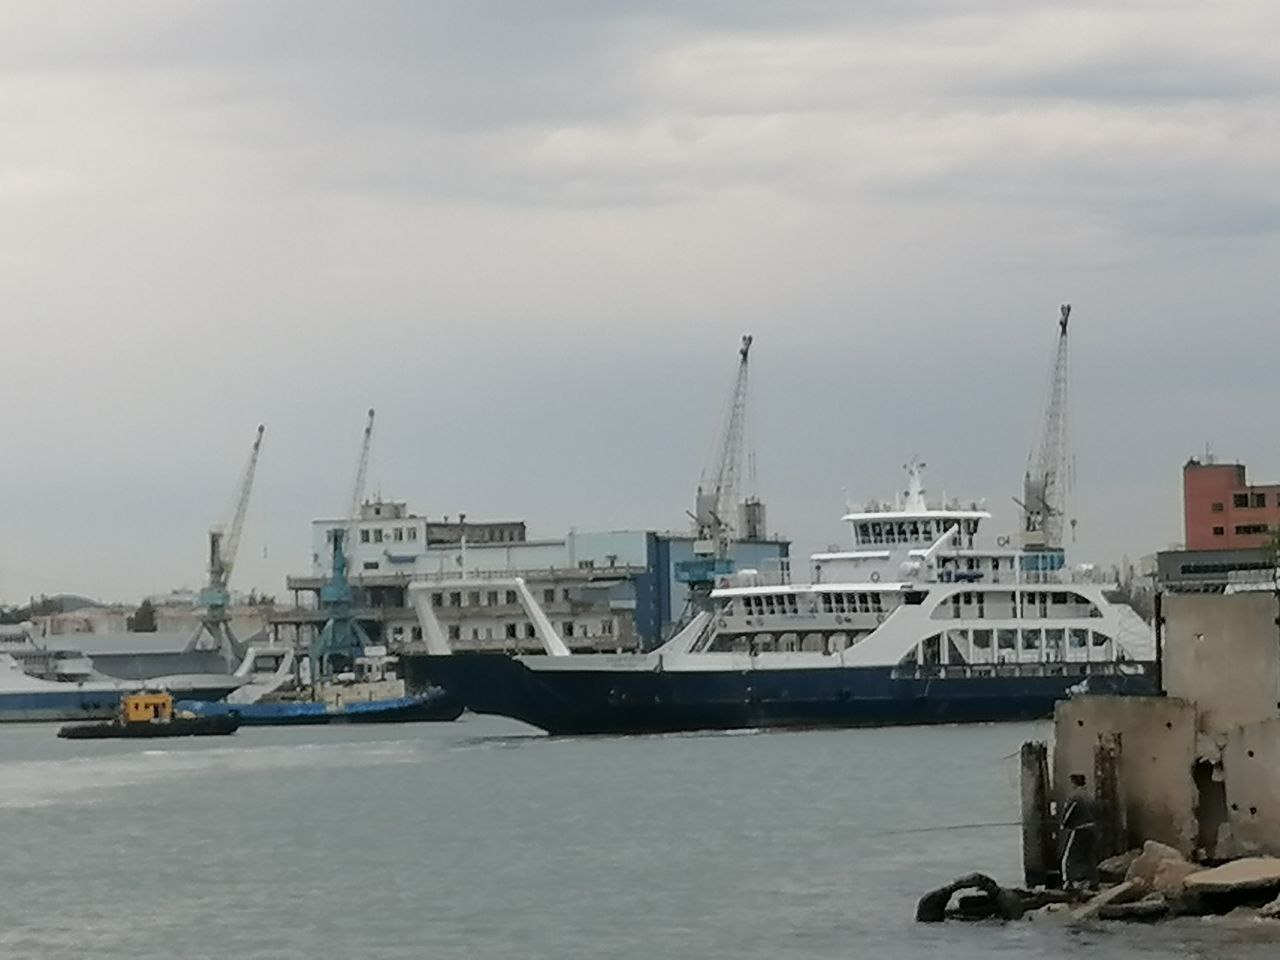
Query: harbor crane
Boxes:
[
  {"xmin": 310, "ymin": 408, "xmax": 375, "ymax": 679},
  {"xmin": 1020, "ymin": 304, "xmax": 1073, "ymax": 567},
  {"xmin": 187, "ymin": 424, "xmax": 265, "ymax": 664},
  {"xmin": 676, "ymin": 334, "xmax": 757, "ymax": 604}
]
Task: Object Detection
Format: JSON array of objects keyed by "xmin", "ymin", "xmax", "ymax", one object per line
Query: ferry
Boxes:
[{"xmin": 404, "ymin": 463, "xmax": 1156, "ymax": 735}]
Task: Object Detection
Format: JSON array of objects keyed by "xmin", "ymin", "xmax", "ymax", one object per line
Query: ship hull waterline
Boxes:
[{"xmin": 410, "ymin": 654, "xmax": 1158, "ymax": 736}]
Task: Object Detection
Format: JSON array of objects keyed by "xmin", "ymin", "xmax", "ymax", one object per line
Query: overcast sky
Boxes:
[{"xmin": 2, "ymin": 1, "xmax": 1279, "ymax": 603}]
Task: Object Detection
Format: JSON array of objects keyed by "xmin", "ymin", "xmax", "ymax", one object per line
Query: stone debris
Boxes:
[
  {"xmin": 1185, "ymin": 857, "xmax": 1280, "ymax": 894},
  {"xmin": 1125, "ymin": 841, "xmax": 1188, "ymax": 886},
  {"xmin": 1097, "ymin": 849, "xmax": 1140, "ymax": 883},
  {"xmin": 1071, "ymin": 880, "xmax": 1145, "ymax": 921},
  {"xmin": 1097, "ymin": 894, "xmax": 1170, "ymax": 922},
  {"xmin": 1259, "ymin": 893, "xmax": 1280, "ymax": 919}
]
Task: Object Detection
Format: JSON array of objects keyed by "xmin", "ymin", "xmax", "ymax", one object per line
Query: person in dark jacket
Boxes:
[{"xmin": 1059, "ymin": 773, "xmax": 1098, "ymax": 888}]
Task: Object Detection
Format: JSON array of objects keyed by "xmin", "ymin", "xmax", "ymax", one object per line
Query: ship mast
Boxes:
[{"xmin": 1021, "ymin": 305, "xmax": 1072, "ymax": 558}]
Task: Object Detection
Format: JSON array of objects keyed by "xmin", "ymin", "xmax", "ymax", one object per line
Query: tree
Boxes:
[{"xmin": 127, "ymin": 598, "xmax": 158, "ymax": 632}]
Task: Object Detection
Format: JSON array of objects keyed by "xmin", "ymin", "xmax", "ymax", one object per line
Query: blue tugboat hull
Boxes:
[
  {"xmin": 176, "ymin": 689, "xmax": 463, "ymax": 726},
  {"xmin": 408, "ymin": 654, "xmax": 1157, "ymax": 736}
]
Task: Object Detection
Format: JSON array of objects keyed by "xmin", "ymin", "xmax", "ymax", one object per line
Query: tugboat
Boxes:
[{"xmin": 57, "ymin": 691, "xmax": 241, "ymax": 740}]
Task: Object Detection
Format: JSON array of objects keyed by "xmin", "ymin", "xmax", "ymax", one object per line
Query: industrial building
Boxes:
[
  {"xmin": 272, "ymin": 498, "xmax": 790, "ymax": 653},
  {"xmin": 1183, "ymin": 457, "xmax": 1280, "ymax": 551}
]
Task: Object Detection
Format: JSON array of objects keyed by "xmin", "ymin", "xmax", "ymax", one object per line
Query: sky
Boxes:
[{"xmin": 2, "ymin": 1, "xmax": 1280, "ymax": 603}]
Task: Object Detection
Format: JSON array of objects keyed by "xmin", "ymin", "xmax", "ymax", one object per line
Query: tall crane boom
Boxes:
[
  {"xmin": 311, "ymin": 408, "xmax": 376, "ymax": 680},
  {"xmin": 187, "ymin": 424, "xmax": 266, "ymax": 661},
  {"xmin": 346, "ymin": 408, "xmax": 376, "ymax": 543},
  {"xmin": 1022, "ymin": 305, "xmax": 1071, "ymax": 554},
  {"xmin": 694, "ymin": 334, "xmax": 753, "ymax": 560},
  {"xmin": 217, "ymin": 423, "xmax": 266, "ymax": 585}
]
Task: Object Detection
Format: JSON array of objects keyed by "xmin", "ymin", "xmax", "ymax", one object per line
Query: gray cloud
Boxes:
[{"xmin": 1, "ymin": 1, "xmax": 1279, "ymax": 600}]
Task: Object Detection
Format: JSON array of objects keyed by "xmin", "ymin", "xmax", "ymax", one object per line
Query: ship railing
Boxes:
[{"xmin": 891, "ymin": 660, "xmax": 1153, "ymax": 681}]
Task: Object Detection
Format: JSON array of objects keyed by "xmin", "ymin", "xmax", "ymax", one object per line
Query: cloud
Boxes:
[{"xmin": 1, "ymin": 1, "xmax": 1279, "ymax": 600}]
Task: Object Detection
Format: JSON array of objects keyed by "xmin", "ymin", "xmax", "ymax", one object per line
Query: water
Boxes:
[{"xmin": 1, "ymin": 717, "xmax": 1277, "ymax": 959}]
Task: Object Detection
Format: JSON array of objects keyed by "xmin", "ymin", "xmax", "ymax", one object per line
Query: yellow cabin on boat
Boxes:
[{"xmin": 121, "ymin": 692, "xmax": 174, "ymax": 723}]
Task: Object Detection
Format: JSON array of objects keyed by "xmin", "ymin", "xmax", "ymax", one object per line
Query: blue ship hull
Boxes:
[
  {"xmin": 406, "ymin": 654, "xmax": 1158, "ymax": 736},
  {"xmin": 176, "ymin": 689, "xmax": 463, "ymax": 726}
]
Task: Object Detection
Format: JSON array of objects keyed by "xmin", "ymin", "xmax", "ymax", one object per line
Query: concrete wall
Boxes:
[
  {"xmin": 1163, "ymin": 592, "xmax": 1280, "ymax": 737},
  {"xmin": 1221, "ymin": 716, "xmax": 1280, "ymax": 857},
  {"xmin": 1054, "ymin": 695, "xmax": 1198, "ymax": 856}
]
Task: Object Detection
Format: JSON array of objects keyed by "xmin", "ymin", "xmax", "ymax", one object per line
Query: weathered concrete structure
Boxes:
[{"xmin": 1052, "ymin": 695, "xmax": 1198, "ymax": 856}]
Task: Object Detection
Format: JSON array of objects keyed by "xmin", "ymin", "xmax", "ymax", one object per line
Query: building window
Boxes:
[
  {"xmin": 447, "ymin": 625, "xmax": 460, "ymax": 641},
  {"xmin": 578, "ymin": 559, "xmax": 595, "ymax": 569},
  {"xmin": 373, "ymin": 528, "xmax": 384, "ymax": 543},
  {"xmin": 394, "ymin": 527, "xmax": 404, "ymax": 542},
  {"xmin": 1254, "ymin": 493, "xmax": 1268, "ymax": 508},
  {"xmin": 525, "ymin": 623, "xmax": 536, "ymax": 639},
  {"xmin": 1235, "ymin": 524, "xmax": 1269, "ymax": 535},
  {"xmin": 362, "ymin": 561, "xmax": 379, "ymax": 570},
  {"xmin": 601, "ymin": 619, "xmax": 614, "ymax": 636},
  {"xmin": 562, "ymin": 589, "xmax": 572, "ymax": 602},
  {"xmin": 411, "ymin": 626, "xmax": 423, "ymax": 641},
  {"xmin": 1234, "ymin": 494, "xmax": 1249, "ymax": 508},
  {"xmin": 448, "ymin": 592, "xmax": 461, "ymax": 606},
  {"xmin": 407, "ymin": 527, "xmax": 418, "ymax": 541},
  {"xmin": 487, "ymin": 591, "xmax": 499, "ymax": 606},
  {"xmin": 543, "ymin": 589, "xmax": 555, "ymax": 603},
  {"xmin": 467, "ymin": 591, "xmax": 480, "ymax": 606},
  {"xmin": 360, "ymin": 529, "xmax": 370, "ymax": 543},
  {"xmin": 505, "ymin": 590, "xmax": 518, "ymax": 604},
  {"xmin": 505, "ymin": 623, "xmax": 517, "ymax": 639},
  {"xmin": 562, "ymin": 622, "xmax": 575, "ymax": 637},
  {"xmin": 431, "ymin": 593, "xmax": 443, "ymax": 606},
  {"xmin": 1211, "ymin": 502, "xmax": 1224, "ymax": 513},
  {"xmin": 1213, "ymin": 526, "xmax": 1225, "ymax": 536}
]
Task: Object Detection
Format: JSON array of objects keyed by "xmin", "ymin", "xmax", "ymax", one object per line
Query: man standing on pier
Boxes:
[{"xmin": 1059, "ymin": 773, "xmax": 1098, "ymax": 888}]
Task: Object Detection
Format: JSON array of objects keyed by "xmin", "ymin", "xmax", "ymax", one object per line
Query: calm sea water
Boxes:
[{"xmin": 1, "ymin": 716, "xmax": 1277, "ymax": 959}]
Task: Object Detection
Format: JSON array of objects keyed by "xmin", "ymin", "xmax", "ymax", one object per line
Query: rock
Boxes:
[
  {"xmin": 1098, "ymin": 849, "xmax": 1141, "ymax": 883},
  {"xmin": 1072, "ymin": 881, "xmax": 1146, "ymax": 921},
  {"xmin": 1126, "ymin": 841, "xmax": 1190, "ymax": 887},
  {"xmin": 1028, "ymin": 902, "xmax": 1073, "ymax": 921},
  {"xmin": 1185, "ymin": 857, "xmax": 1280, "ymax": 895},
  {"xmin": 1260, "ymin": 894, "xmax": 1280, "ymax": 920},
  {"xmin": 1097, "ymin": 894, "xmax": 1170, "ymax": 922},
  {"xmin": 1152, "ymin": 857, "xmax": 1200, "ymax": 899},
  {"xmin": 915, "ymin": 873, "xmax": 1024, "ymax": 923}
]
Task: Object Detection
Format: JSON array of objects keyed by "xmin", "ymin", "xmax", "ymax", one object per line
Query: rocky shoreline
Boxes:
[{"xmin": 917, "ymin": 843, "xmax": 1280, "ymax": 925}]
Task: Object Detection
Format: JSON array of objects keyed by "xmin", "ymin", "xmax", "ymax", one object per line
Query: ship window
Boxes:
[
  {"xmin": 562, "ymin": 622, "xmax": 574, "ymax": 637},
  {"xmin": 525, "ymin": 623, "xmax": 536, "ymax": 639},
  {"xmin": 1051, "ymin": 592, "xmax": 1068, "ymax": 604},
  {"xmin": 448, "ymin": 625, "xmax": 461, "ymax": 641},
  {"xmin": 505, "ymin": 623, "xmax": 517, "ymax": 639},
  {"xmin": 1091, "ymin": 631, "xmax": 1111, "ymax": 647},
  {"xmin": 997, "ymin": 629, "xmax": 1017, "ymax": 651},
  {"xmin": 821, "ymin": 593, "xmax": 833, "ymax": 613},
  {"xmin": 963, "ymin": 592, "xmax": 972, "ymax": 605},
  {"xmin": 858, "ymin": 593, "xmax": 870, "ymax": 613},
  {"xmin": 787, "ymin": 595, "xmax": 798, "ymax": 614},
  {"xmin": 1021, "ymin": 629, "xmax": 1041, "ymax": 650},
  {"xmin": 870, "ymin": 522, "xmax": 883, "ymax": 543},
  {"xmin": 543, "ymin": 588, "xmax": 555, "ymax": 603},
  {"xmin": 858, "ymin": 524, "xmax": 870, "ymax": 542},
  {"xmin": 448, "ymin": 592, "xmax": 461, "ymax": 606},
  {"xmin": 833, "ymin": 594, "xmax": 846, "ymax": 614},
  {"xmin": 903, "ymin": 590, "xmax": 928, "ymax": 605},
  {"xmin": 1070, "ymin": 628, "xmax": 1088, "ymax": 649},
  {"xmin": 411, "ymin": 626, "xmax": 422, "ymax": 641},
  {"xmin": 487, "ymin": 591, "xmax": 499, "ymax": 605},
  {"xmin": 506, "ymin": 590, "xmax": 518, "ymax": 604},
  {"xmin": 601, "ymin": 619, "xmax": 614, "ymax": 636},
  {"xmin": 1045, "ymin": 629, "xmax": 1064, "ymax": 652},
  {"xmin": 431, "ymin": 593, "xmax": 442, "ymax": 606},
  {"xmin": 468, "ymin": 591, "xmax": 480, "ymax": 606},
  {"xmin": 972, "ymin": 629, "xmax": 992, "ymax": 650},
  {"xmin": 765, "ymin": 595, "xmax": 776, "ymax": 614},
  {"xmin": 920, "ymin": 522, "xmax": 932, "ymax": 539},
  {"xmin": 885, "ymin": 525, "xmax": 896, "ymax": 544},
  {"xmin": 872, "ymin": 594, "xmax": 884, "ymax": 613},
  {"xmin": 908, "ymin": 521, "xmax": 920, "ymax": 539}
]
